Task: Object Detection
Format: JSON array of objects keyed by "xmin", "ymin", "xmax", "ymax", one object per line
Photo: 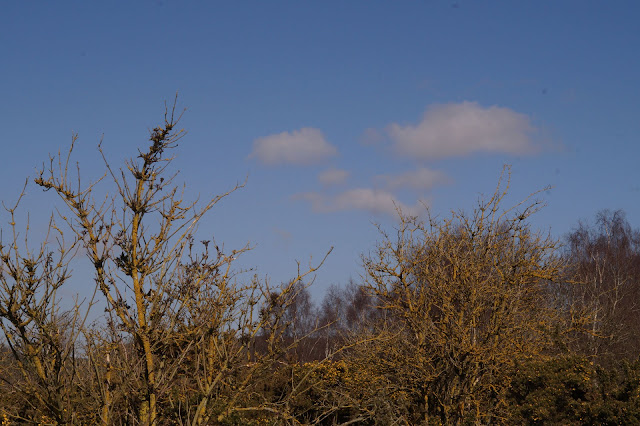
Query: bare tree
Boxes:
[
  {"xmin": 319, "ymin": 280, "xmax": 378, "ymax": 336},
  {"xmin": 0, "ymin": 183, "xmax": 93, "ymax": 424},
  {"xmin": 34, "ymin": 98, "xmax": 333, "ymax": 424},
  {"xmin": 563, "ymin": 209, "xmax": 640, "ymax": 364}
]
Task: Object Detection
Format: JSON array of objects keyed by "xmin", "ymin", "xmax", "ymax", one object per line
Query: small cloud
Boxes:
[
  {"xmin": 249, "ymin": 127, "xmax": 337, "ymax": 165},
  {"xmin": 376, "ymin": 167, "xmax": 451, "ymax": 191},
  {"xmin": 274, "ymin": 227, "xmax": 292, "ymax": 241},
  {"xmin": 295, "ymin": 188, "xmax": 421, "ymax": 217},
  {"xmin": 387, "ymin": 101, "xmax": 538, "ymax": 159},
  {"xmin": 318, "ymin": 168, "xmax": 349, "ymax": 186},
  {"xmin": 360, "ymin": 127, "xmax": 385, "ymax": 146}
]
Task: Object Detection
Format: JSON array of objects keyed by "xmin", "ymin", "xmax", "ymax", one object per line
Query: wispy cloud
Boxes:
[
  {"xmin": 387, "ymin": 101, "xmax": 537, "ymax": 159},
  {"xmin": 318, "ymin": 167, "xmax": 349, "ymax": 186},
  {"xmin": 295, "ymin": 188, "xmax": 421, "ymax": 217},
  {"xmin": 376, "ymin": 167, "xmax": 451, "ymax": 191},
  {"xmin": 249, "ymin": 127, "xmax": 337, "ymax": 165},
  {"xmin": 273, "ymin": 227, "xmax": 293, "ymax": 249},
  {"xmin": 360, "ymin": 127, "xmax": 385, "ymax": 146}
]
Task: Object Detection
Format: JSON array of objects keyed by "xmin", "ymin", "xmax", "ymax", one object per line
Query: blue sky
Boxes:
[{"xmin": 2, "ymin": 1, "xmax": 640, "ymax": 301}]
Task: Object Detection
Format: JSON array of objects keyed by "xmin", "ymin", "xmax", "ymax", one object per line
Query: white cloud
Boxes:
[
  {"xmin": 295, "ymin": 188, "xmax": 421, "ymax": 217},
  {"xmin": 249, "ymin": 127, "xmax": 337, "ymax": 165},
  {"xmin": 387, "ymin": 101, "xmax": 537, "ymax": 159},
  {"xmin": 376, "ymin": 167, "xmax": 450, "ymax": 191},
  {"xmin": 318, "ymin": 168, "xmax": 349, "ymax": 186}
]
